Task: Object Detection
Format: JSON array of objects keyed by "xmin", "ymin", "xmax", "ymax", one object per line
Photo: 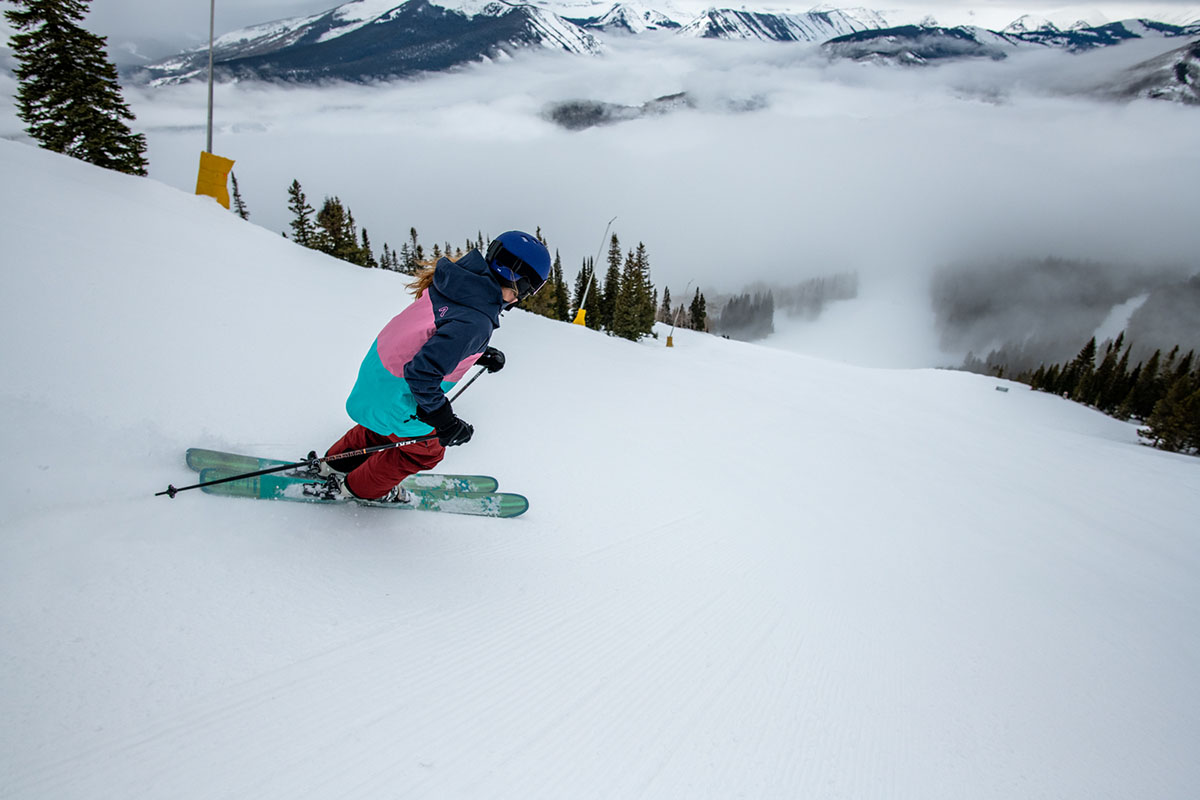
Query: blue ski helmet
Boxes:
[{"xmin": 486, "ymin": 231, "xmax": 551, "ymax": 301}]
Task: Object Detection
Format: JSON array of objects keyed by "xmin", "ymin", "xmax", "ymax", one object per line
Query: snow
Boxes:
[
  {"xmin": 2, "ymin": 138, "xmax": 1199, "ymax": 798},
  {"xmin": 592, "ymin": 3, "xmax": 683, "ymax": 32},
  {"xmin": 211, "ymin": 12, "xmax": 329, "ymax": 50},
  {"xmin": 678, "ymin": 7, "xmax": 872, "ymax": 40},
  {"xmin": 334, "ymin": 0, "xmax": 411, "ymax": 24},
  {"xmin": 1093, "ymin": 292, "xmax": 1149, "ymax": 343},
  {"xmin": 521, "ymin": 6, "xmax": 607, "ymax": 51},
  {"xmin": 1002, "ymin": 14, "xmax": 1060, "ymax": 33}
]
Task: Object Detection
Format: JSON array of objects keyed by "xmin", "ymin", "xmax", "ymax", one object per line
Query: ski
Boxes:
[
  {"xmin": 198, "ymin": 469, "xmax": 529, "ymax": 518},
  {"xmin": 185, "ymin": 447, "xmax": 499, "ymax": 494}
]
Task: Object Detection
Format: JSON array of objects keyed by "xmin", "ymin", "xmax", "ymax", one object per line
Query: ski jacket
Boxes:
[{"xmin": 345, "ymin": 250, "xmax": 503, "ymax": 437}]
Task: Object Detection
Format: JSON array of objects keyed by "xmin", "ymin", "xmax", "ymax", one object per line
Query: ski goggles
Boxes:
[{"xmin": 487, "ymin": 240, "xmax": 547, "ymax": 301}]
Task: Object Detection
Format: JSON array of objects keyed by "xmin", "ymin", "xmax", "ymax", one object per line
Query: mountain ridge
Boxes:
[{"xmin": 132, "ymin": 1, "xmax": 1200, "ymax": 97}]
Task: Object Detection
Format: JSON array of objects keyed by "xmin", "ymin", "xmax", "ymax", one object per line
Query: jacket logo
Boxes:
[{"xmin": 438, "ymin": 306, "xmax": 449, "ymax": 318}]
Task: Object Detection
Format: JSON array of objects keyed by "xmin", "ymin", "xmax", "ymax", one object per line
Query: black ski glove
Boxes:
[
  {"xmin": 416, "ymin": 399, "xmax": 474, "ymax": 447},
  {"xmin": 476, "ymin": 346, "xmax": 505, "ymax": 373}
]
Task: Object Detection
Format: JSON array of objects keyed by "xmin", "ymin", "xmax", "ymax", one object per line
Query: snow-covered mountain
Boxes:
[
  {"xmin": 1001, "ymin": 14, "xmax": 1059, "ymax": 35},
  {"xmin": 1010, "ymin": 17, "xmax": 1200, "ymax": 52},
  {"xmin": 5, "ymin": 134, "xmax": 1200, "ymax": 800},
  {"xmin": 1107, "ymin": 37, "xmax": 1200, "ymax": 104},
  {"xmin": 822, "ymin": 17, "xmax": 1200, "ymax": 65},
  {"xmin": 132, "ymin": 1, "xmax": 1200, "ymax": 98},
  {"xmin": 134, "ymin": 2, "xmax": 895, "ymax": 84},
  {"xmin": 822, "ymin": 24, "xmax": 1015, "ymax": 64},
  {"xmin": 565, "ymin": 2, "xmax": 681, "ymax": 33},
  {"xmin": 677, "ymin": 7, "xmax": 875, "ymax": 42},
  {"xmin": 139, "ymin": 0, "xmax": 602, "ymax": 85}
]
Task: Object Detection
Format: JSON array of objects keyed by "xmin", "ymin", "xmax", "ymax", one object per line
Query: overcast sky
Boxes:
[{"xmin": 77, "ymin": 1, "xmax": 1200, "ymax": 54}]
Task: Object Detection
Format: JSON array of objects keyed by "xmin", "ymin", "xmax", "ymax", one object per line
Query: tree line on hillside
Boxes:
[
  {"xmin": 933, "ymin": 257, "xmax": 1197, "ymax": 376},
  {"xmin": 776, "ymin": 273, "xmax": 859, "ymax": 320},
  {"xmin": 566, "ymin": 234, "xmax": 707, "ymax": 341},
  {"xmin": 707, "ymin": 274, "xmax": 858, "ymax": 343},
  {"xmin": 713, "ymin": 292, "xmax": 775, "ymax": 340},
  {"xmin": 283, "ymin": 180, "xmax": 709, "ymax": 341},
  {"xmin": 977, "ymin": 332, "xmax": 1200, "ymax": 456}
]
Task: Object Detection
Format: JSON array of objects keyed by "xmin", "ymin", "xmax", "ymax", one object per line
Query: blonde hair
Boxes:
[{"xmin": 407, "ymin": 261, "xmax": 438, "ymax": 298}]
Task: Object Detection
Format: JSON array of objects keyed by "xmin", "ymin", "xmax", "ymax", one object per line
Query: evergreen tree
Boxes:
[
  {"xmin": 6, "ymin": 0, "xmax": 148, "ymax": 175},
  {"xmin": 360, "ymin": 228, "xmax": 378, "ymax": 269},
  {"xmin": 552, "ymin": 253, "xmax": 570, "ymax": 322},
  {"xmin": 1073, "ymin": 337, "xmax": 1100, "ymax": 403},
  {"xmin": 344, "ymin": 209, "xmax": 365, "ymax": 266},
  {"xmin": 632, "ymin": 243, "xmax": 656, "ymax": 337},
  {"xmin": 1044, "ymin": 363, "xmax": 1062, "ymax": 395},
  {"xmin": 230, "ymin": 172, "xmax": 249, "ymax": 220},
  {"xmin": 1060, "ymin": 337, "xmax": 1097, "ymax": 400},
  {"xmin": 1142, "ymin": 372, "xmax": 1198, "ymax": 452},
  {"xmin": 613, "ymin": 250, "xmax": 641, "ymax": 340},
  {"xmin": 660, "ymin": 286, "xmax": 672, "ymax": 324},
  {"xmin": 1186, "ymin": 376, "xmax": 1200, "ymax": 454},
  {"xmin": 1171, "ymin": 350, "xmax": 1195, "ymax": 384},
  {"xmin": 597, "ymin": 234, "xmax": 622, "ymax": 333},
  {"xmin": 1089, "ymin": 334, "xmax": 1122, "ymax": 410},
  {"xmin": 404, "ymin": 228, "xmax": 424, "ymax": 273},
  {"xmin": 1115, "ymin": 363, "xmax": 1142, "ymax": 420},
  {"xmin": 689, "ymin": 288, "xmax": 707, "ymax": 331},
  {"xmin": 314, "ymin": 197, "xmax": 355, "ymax": 261},
  {"xmin": 573, "ymin": 258, "xmax": 601, "ymax": 330},
  {"xmin": 286, "ymin": 179, "xmax": 316, "ymax": 247},
  {"xmin": 1100, "ymin": 343, "xmax": 1133, "ymax": 415},
  {"xmin": 715, "ymin": 291, "xmax": 774, "ymax": 340},
  {"xmin": 572, "ymin": 259, "xmax": 589, "ymax": 313},
  {"xmin": 1122, "ymin": 350, "xmax": 1163, "ymax": 420}
]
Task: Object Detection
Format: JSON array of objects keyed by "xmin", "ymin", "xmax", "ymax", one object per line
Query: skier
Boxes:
[{"xmin": 321, "ymin": 230, "xmax": 551, "ymax": 502}]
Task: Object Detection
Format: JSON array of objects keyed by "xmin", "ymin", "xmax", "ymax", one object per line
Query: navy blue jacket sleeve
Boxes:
[{"xmin": 403, "ymin": 317, "xmax": 491, "ymax": 414}]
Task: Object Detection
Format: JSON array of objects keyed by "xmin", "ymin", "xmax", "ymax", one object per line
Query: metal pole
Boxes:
[
  {"xmin": 576, "ymin": 215, "xmax": 616, "ymax": 315},
  {"xmin": 667, "ymin": 280, "xmax": 693, "ymax": 345},
  {"xmin": 206, "ymin": 0, "xmax": 215, "ymax": 153}
]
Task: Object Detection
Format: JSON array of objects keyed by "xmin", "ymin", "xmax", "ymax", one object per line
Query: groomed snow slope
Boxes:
[{"xmin": 1, "ymin": 140, "xmax": 1198, "ymax": 798}]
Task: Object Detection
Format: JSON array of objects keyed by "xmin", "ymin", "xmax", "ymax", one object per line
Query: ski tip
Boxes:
[
  {"xmin": 497, "ymin": 493, "xmax": 529, "ymax": 518},
  {"xmin": 184, "ymin": 447, "xmax": 209, "ymax": 471}
]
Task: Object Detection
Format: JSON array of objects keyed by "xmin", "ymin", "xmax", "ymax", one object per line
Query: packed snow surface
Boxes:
[{"xmin": 1, "ymin": 140, "xmax": 1198, "ymax": 798}]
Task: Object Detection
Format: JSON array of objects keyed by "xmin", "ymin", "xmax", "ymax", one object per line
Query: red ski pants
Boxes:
[{"xmin": 325, "ymin": 424, "xmax": 445, "ymax": 500}]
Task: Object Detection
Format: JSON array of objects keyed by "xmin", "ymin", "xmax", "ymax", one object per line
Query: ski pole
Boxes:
[
  {"xmin": 448, "ymin": 364, "xmax": 487, "ymax": 401},
  {"xmin": 156, "ymin": 434, "xmax": 439, "ymax": 498},
  {"xmin": 157, "ymin": 366, "xmax": 490, "ymax": 498}
]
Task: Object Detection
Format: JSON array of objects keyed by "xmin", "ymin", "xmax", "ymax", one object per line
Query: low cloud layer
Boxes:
[{"xmin": 5, "ymin": 31, "xmax": 1198, "ymax": 365}]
